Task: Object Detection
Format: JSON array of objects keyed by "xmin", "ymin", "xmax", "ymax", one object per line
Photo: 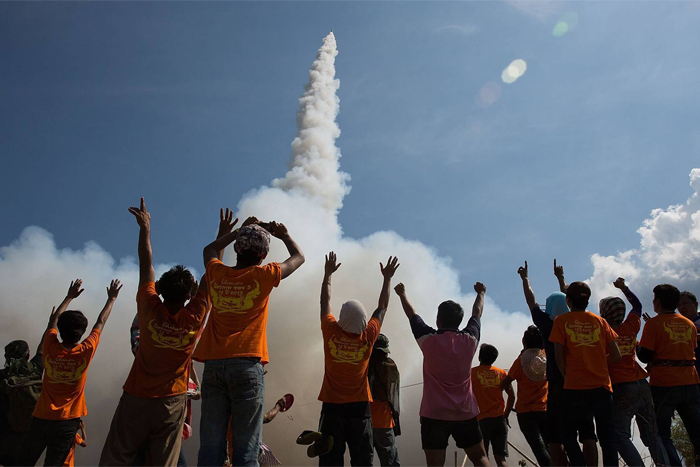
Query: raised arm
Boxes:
[
  {"xmin": 394, "ymin": 283, "xmax": 416, "ymax": 320},
  {"xmin": 93, "ymin": 280, "xmax": 122, "ymax": 332},
  {"xmin": 268, "ymin": 222, "xmax": 305, "ymax": 280},
  {"xmin": 48, "ymin": 279, "xmax": 85, "ymax": 331},
  {"xmin": 554, "ymin": 259, "xmax": 567, "ymax": 293},
  {"xmin": 614, "ymin": 277, "xmax": 642, "ymax": 318},
  {"xmin": 372, "ymin": 256, "xmax": 400, "ymax": 324},
  {"xmin": 203, "ymin": 212, "xmax": 242, "ymax": 266},
  {"xmin": 128, "ymin": 198, "xmax": 155, "ymax": 286},
  {"xmin": 472, "ymin": 282, "xmax": 486, "ymax": 319},
  {"xmin": 518, "ymin": 261, "xmax": 537, "ymax": 311},
  {"xmin": 216, "ymin": 208, "xmax": 239, "ymax": 261},
  {"xmin": 321, "ymin": 252, "xmax": 341, "ymax": 319}
]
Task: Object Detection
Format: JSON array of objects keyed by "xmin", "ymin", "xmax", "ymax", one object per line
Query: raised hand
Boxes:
[
  {"xmin": 394, "ymin": 282, "xmax": 406, "ymax": 296},
  {"xmin": 218, "ymin": 208, "xmax": 239, "ymax": 236},
  {"xmin": 324, "ymin": 252, "xmax": 341, "ymax": 277},
  {"xmin": 107, "ymin": 279, "xmax": 123, "ymax": 300},
  {"xmin": 67, "ymin": 279, "xmax": 84, "ymax": 299},
  {"xmin": 267, "ymin": 221, "xmax": 289, "ymax": 239},
  {"xmin": 613, "ymin": 277, "xmax": 627, "ymax": 291},
  {"xmin": 128, "ymin": 197, "xmax": 151, "ymax": 228},
  {"xmin": 242, "ymin": 216, "xmax": 260, "ymax": 228},
  {"xmin": 517, "ymin": 261, "xmax": 528, "ymax": 280},
  {"xmin": 474, "ymin": 282, "xmax": 486, "ymax": 294},
  {"xmin": 554, "ymin": 259, "xmax": 564, "ymax": 278},
  {"xmin": 380, "ymin": 256, "xmax": 400, "ymax": 279}
]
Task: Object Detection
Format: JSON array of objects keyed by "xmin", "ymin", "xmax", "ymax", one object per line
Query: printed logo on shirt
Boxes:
[
  {"xmin": 44, "ymin": 357, "xmax": 87, "ymax": 384},
  {"xmin": 565, "ymin": 320, "xmax": 601, "ymax": 347},
  {"xmin": 328, "ymin": 337, "xmax": 369, "ymax": 365},
  {"xmin": 147, "ymin": 319, "xmax": 196, "ymax": 351},
  {"xmin": 617, "ymin": 335, "xmax": 636, "ymax": 356},
  {"xmin": 476, "ymin": 370, "xmax": 501, "ymax": 388},
  {"xmin": 664, "ymin": 321, "xmax": 693, "ymax": 345},
  {"xmin": 210, "ymin": 279, "xmax": 260, "ymax": 314}
]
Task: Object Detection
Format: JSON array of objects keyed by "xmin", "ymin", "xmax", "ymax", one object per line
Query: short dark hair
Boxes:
[
  {"xmin": 680, "ymin": 291, "xmax": 698, "ymax": 304},
  {"xmin": 236, "ymin": 250, "xmax": 265, "ymax": 265},
  {"xmin": 158, "ymin": 265, "xmax": 196, "ymax": 303},
  {"xmin": 479, "ymin": 343, "xmax": 499, "ymax": 365},
  {"xmin": 566, "ymin": 281, "xmax": 591, "ymax": 310},
  {"xmin": 57, "ymin": 310, "xmax": 88, "ymax": 344},
  {"xmin": 437, "ymin": 300, "xmax": 464, "ymax": 329},
  {"xmin": 522, "ymin": 325, "xmax": 543, "ymax": 349},
  {"xmin": 654, "ymin": 284, "xmax": 681, "ymax": 311}
]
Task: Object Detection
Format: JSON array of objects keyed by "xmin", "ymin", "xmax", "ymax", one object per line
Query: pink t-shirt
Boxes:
[{"xmin": 411, "ymin": 314, "xmax": 480, "ymax": 421}]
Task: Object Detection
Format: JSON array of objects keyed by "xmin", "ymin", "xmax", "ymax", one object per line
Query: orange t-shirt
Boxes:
[
  {"xmin": 508, "ymin": 355, "xmax": 547, "ymax": 413},
  {"xmin": 471, "ymin": 365, "xmax": 507, "ymax": 420},
  {"xmin": 193, "ymin": 259, "xmax": 281, "ymax": 364},
  {"xmin": 608, "ymin": 314, "xmax": 648, "ymax": 385},
  {"xmin": 318, "ymin": 315, "xmax": 381, "ymax": 403},
  {"xmin": 639, "ymin": 313, "xmax": 699, "ymax": 387},
  {"xmin": 370, "ymin": 401, "xmax": 395, "ymax": 429},
  {"xmin": 62, "ymin": 432, "xmax": 83, "ymax": 467},
  {"xmin": 549, "ymin": 311, "xmax": 618, "ymax": 392},
  {"xmin": 123, "ymin": 282, "xmax": 210, "ymax": 398},
  {"xmin": 33, "ymin": 329, "xmax": 100, "ymax": 420}
]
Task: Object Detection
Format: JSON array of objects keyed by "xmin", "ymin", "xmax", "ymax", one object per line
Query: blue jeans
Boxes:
[
  {"xmin": 373, "ymin": 428, "xmax": 400, "ymax": 466},
  {"xmin": 613, "ymin": 379, "xmax": 668, "ymax": 467},
  {"xmin": 197, "ymin": 358, "xmax": 265, "ymax": 467},
  {"xmin": 651, "ymin": 384, "xmax": 700, "ymax": 466}
]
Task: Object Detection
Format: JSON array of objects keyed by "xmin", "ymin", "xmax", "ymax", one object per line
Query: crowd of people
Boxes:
[{"xmin": 1, "ymin": 197, "xmax": 700, "ymax": 467}]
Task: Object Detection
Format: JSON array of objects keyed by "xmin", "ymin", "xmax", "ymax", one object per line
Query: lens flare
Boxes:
[
  {"xmin": 501, "ymin": 59, "xmax": 527, "ymax": 84},
  {"xmin": 553, "ymin": 12, "xmax": 578, "ymax": 37},
  {"xmin": 476, "ymin": 82, "xmax": 502, "ymax": 108}
]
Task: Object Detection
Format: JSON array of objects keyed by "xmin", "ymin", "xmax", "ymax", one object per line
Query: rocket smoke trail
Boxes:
[{"xmin": 273, "ymin": 32, "xmax": 350, "ymax": 212}]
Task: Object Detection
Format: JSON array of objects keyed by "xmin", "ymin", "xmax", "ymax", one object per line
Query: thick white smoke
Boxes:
[{"xmin": 0, "ymin": 33, "xmax": 536, "ymax": 466}]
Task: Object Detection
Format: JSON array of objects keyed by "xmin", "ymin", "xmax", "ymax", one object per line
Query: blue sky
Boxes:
[{"xmin": 2, "ymin": 1, "xmax": 700, "ymax": 314}]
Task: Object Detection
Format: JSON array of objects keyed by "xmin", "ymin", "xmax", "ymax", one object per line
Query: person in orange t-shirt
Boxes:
[
  {"xmin": 18, "ymin": 277, "xmax": 122, "ymax": 467},
  {"xmin": 368, "ymin": 334, "xmax": 401, "ymax": 467},
  {"xmin": 312, "ymin": 251, "xmax": 399, "ymax": 466},
  {"xmin": 501, "ymin": 326, "xmax": 551, "ymax": 467},
  {"xmin": 549, "ymin": 281, "xmax": 621, "ymax": 467},
  {"xmin": 638, "ymin": 283, "xmax": 700, "ymax": 467},
  {"xmin": 471, "ymin": 344, "xmax": 513, "ymax": 467},
  {"xmin": 63, "ymin": 419, "xmax": 87, "ymax": 467},
  {"xmin": 600, "ymin": 278, "xmax": 668, "ymax": 467},
  {"xmin": 100, "ymin": 198, "xmax": 211, "ymax": 467},
  {"xmin": 195, "ymin": 210, "xmax": 305, "ymax": 467}
]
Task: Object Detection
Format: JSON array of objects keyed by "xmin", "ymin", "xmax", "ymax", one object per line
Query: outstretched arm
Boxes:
[
  {"xmin": 394, "ymin": 283, "xmax": 416, "ymax": 321},
  {"xmin": 215, "ymin": 208, "xmax": 239, "ymax": 261},
  {"xmin": 93, "ymin": 280, "xmax": 122, "ymax": 332},
  {"xmin": 128, "ymin": 198, "xmax": 155, "ymax": 286},
  {"xmin": 203, "ymin": 212, "xmax": 242, "ymax": 266},
  {"xmin": 268, "ymin": 222, "xmax": 305, "ymax": 280},
  {"xmin": 614, "ymin": 277, "xmax": 642, "ymax": 318},
  {"xmin": 472, "ymin": 282, "xmax": 486, "ymax": 319},
  {"xmin": 321, "ymin": 252, "xmax": 341, "ymax": 319},
  {"xmin": 371, "ymin": 256, "xmax": 400, "ymax": 324},
  {"xmin": 518, "ymin": 262, "xmax": 537, "ymax": 311},
  {"xmin": 48, "ymin": 279, "xmax": 85, "ymax": 332},
  {"xmin": 554, "ymin": 259, "xmax": 567, "ymax": 293}
]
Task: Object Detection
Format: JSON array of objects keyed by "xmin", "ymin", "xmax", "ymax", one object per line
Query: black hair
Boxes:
[
  {"xmin": 57, "ymin": 310, "xmax": 88, "ymax": 344},
  {"xmin": 159, "ymin": 265, "xmax": 196, "ymax": 303},
  {"xmin": 680, "ymin": 291, "xmax": 698, "ymax": 305},
  {"xmin": 236, "ymin": 250, "xmax": 265, "ymax": 266},
  {"xmin": 566, "ymin": 281, "xmax": 591, "ymax": 310},
  {"xmin": 479, "ymin": 343, "xmax": 499, "ymax": 366},
  {"xmin": 437, "ymin": 300, "xmax": 464, "ymax": 329},
  {"xmin": 522, "ymin": 325, "xmax": 543, "ymax": 349},
  {"xmin": 654, "ymin": 284, "xmax": 681, "ymax": 311}
]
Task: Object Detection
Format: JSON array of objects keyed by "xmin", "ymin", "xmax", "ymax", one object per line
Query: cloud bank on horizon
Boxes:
[{"xmin": 1, "ymin": 31, "xmax": 699, "ymax": 465}]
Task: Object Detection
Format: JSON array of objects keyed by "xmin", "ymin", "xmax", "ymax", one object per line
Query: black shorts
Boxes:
[
  {"xmin": 547, "ymin": 380, "xmax": 597, "ymax": 444},
  {"xmin": 479, "ymin": 416, "xmax": 508, "ymax": 457},
  {"xmin": 420, "ymin": 416, "xmax": 482, "ymax": 450}
]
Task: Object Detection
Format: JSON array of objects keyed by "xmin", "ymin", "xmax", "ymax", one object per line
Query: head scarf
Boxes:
[
  {"xmin": 234, "ymin": 224, "xmax": 270, "ymax": 258},
  {"xmin": 545, "ymin": 292, "xmax": 569, "ymax": 321},
  {"xmin": 338, "ymin": 300, "xmax": 367, "ymax": 334},
  {"xmin": 4, "ymin": 340, "xmax": 29, "ymax": 365},
  {"xmin": 599, "ymin": 297, "xmax": 626, "ymax": 327},
  {"xmin": 521, "ymin": 348, "xmax": 547, "ymax": 382},
  {"xmin": 374, "ymin": 334, "xmax": 390, "ymax": 354}
]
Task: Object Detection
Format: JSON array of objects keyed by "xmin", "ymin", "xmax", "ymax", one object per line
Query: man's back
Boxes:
[{"xmin": 640, "ymin": 313, "xmax": 699, "ymax": 387}]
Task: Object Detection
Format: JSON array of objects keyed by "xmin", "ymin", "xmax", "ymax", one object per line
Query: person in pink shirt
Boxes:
[{"xmin": 394, "ymin": 282, "xmax": 490, "ymax": 467}]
